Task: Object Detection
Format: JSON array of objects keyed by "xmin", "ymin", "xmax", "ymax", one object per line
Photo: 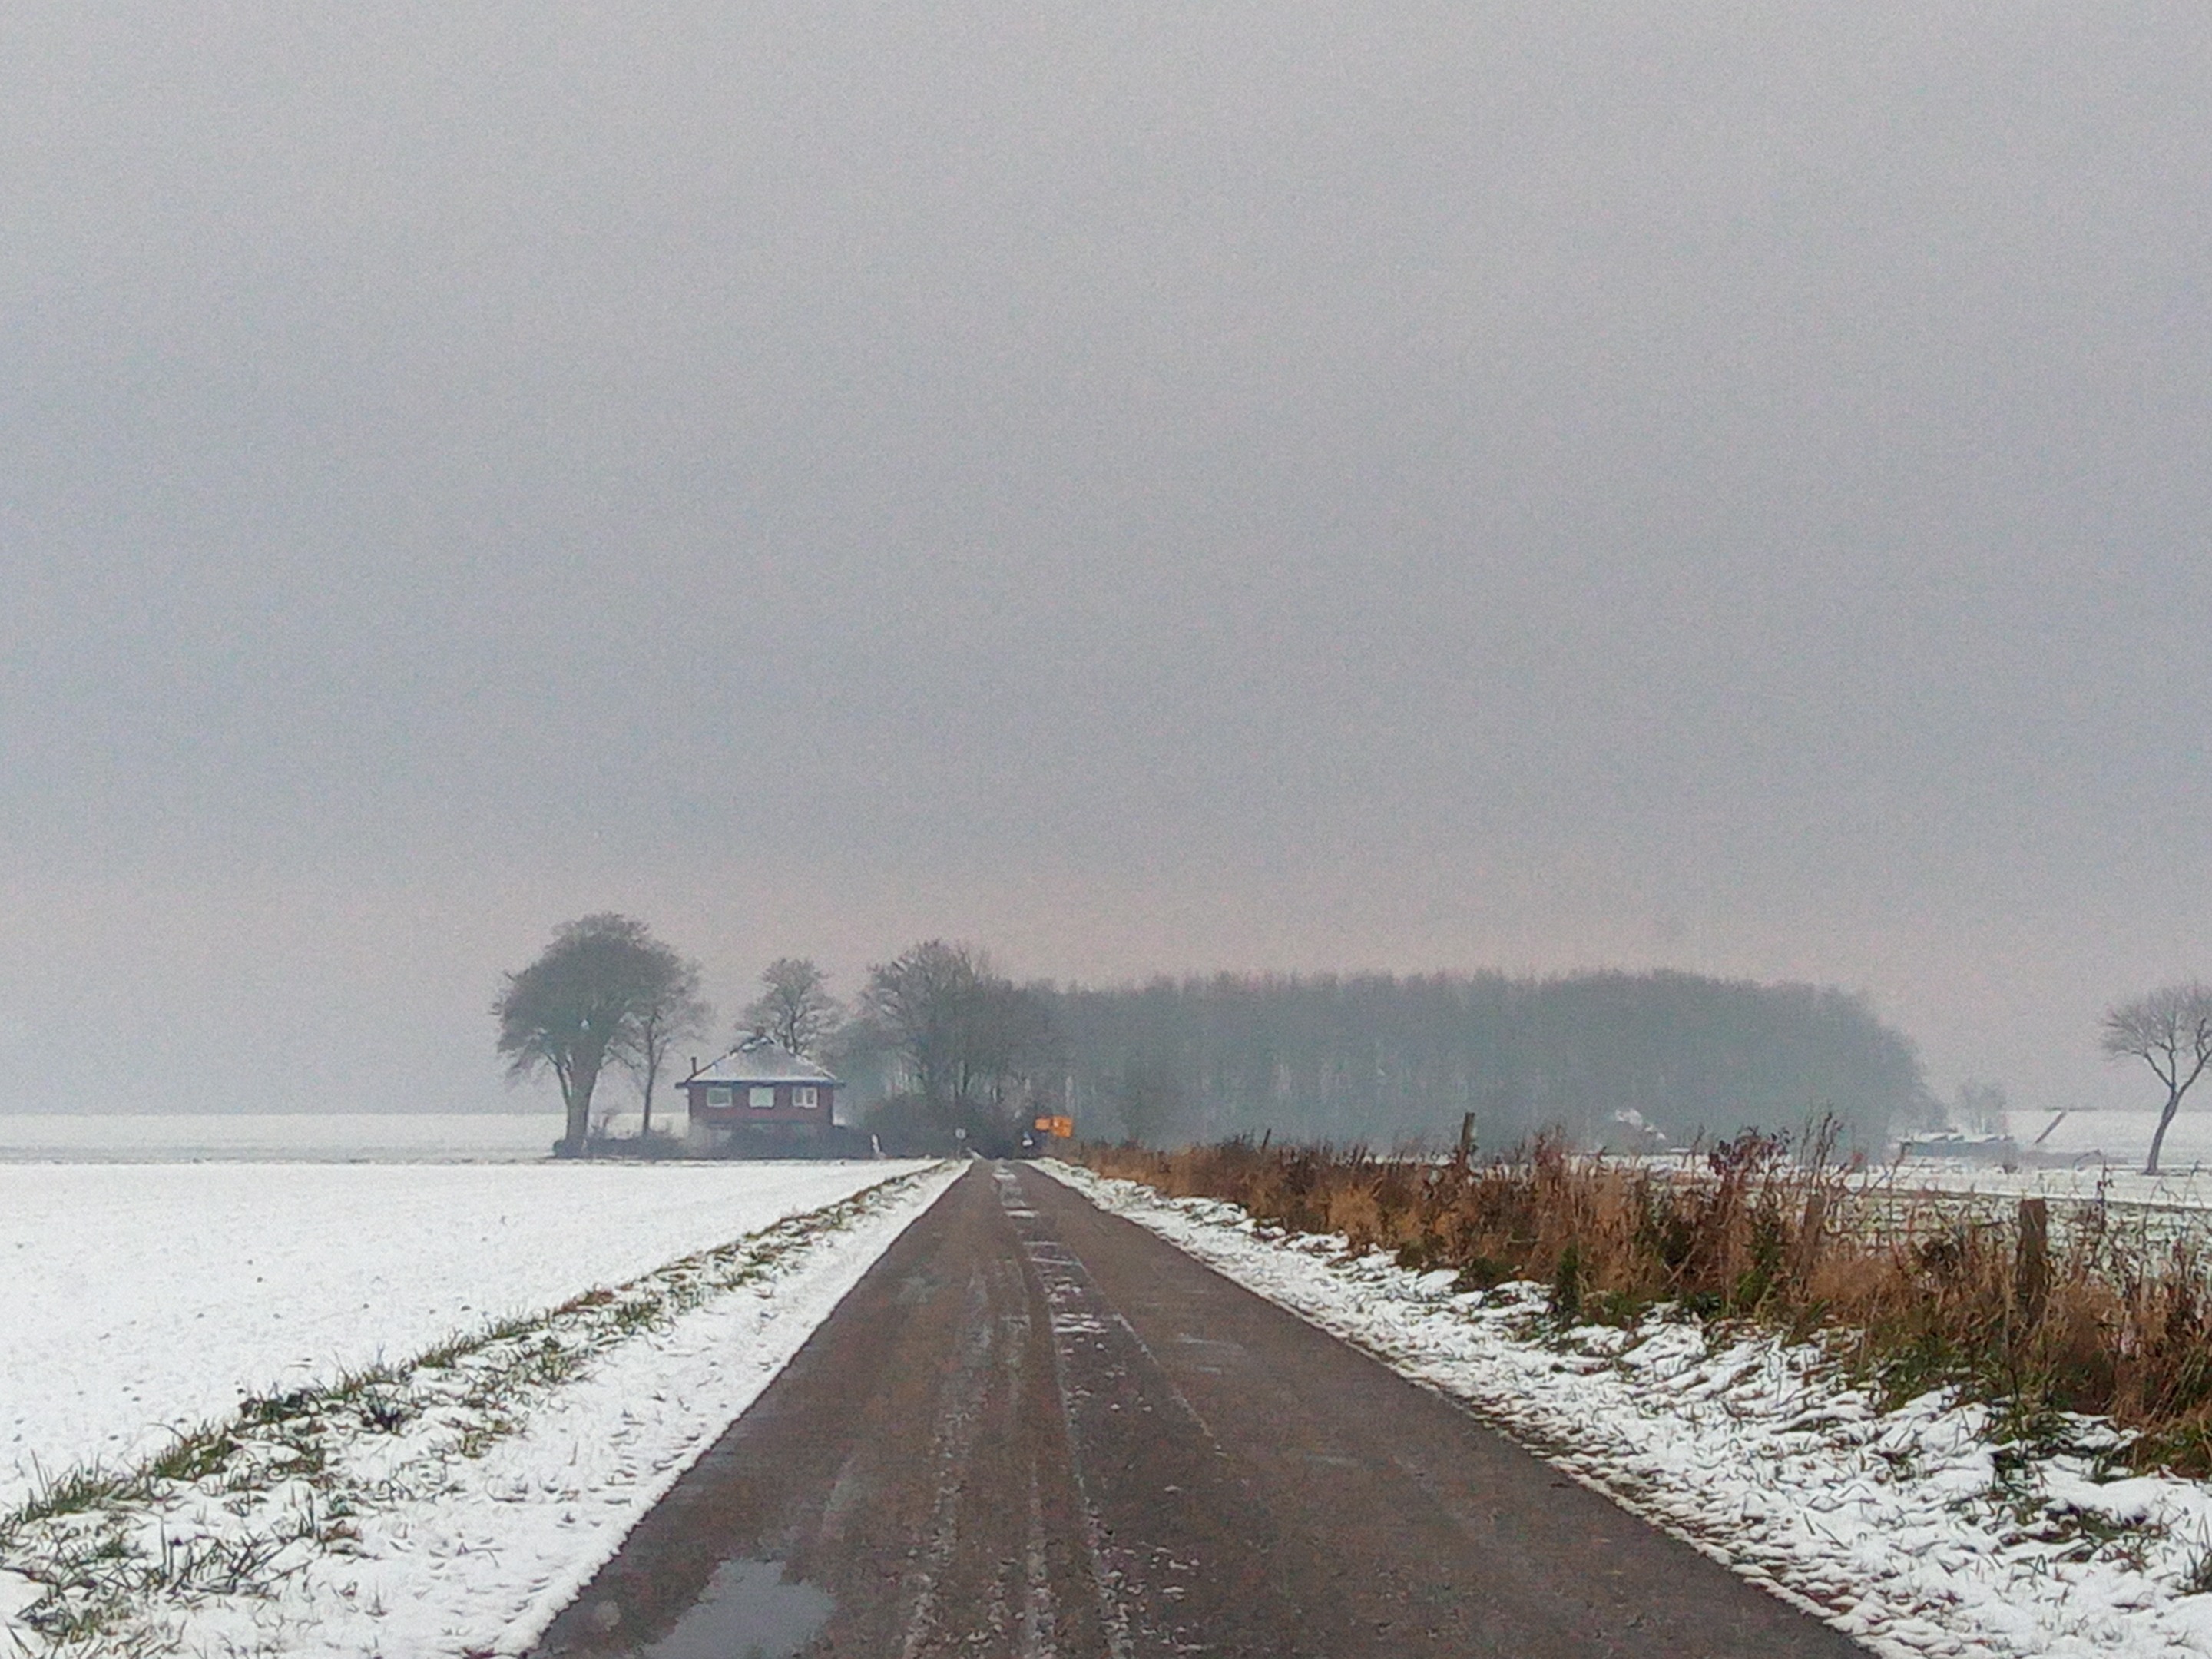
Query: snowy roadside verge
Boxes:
[
  {"xmin": 1, "ymin": 1161, "xmax": 961, "ymax": 1659},
  {"xmin": 1041, "ymin": 1161, "xmax": 2212, "ymax": 1659}
]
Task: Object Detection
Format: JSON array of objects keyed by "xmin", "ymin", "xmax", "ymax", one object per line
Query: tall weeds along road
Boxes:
[{"xmin": 1081, "ymin": 1133, "xmax": 2212, "ymax": 1474}]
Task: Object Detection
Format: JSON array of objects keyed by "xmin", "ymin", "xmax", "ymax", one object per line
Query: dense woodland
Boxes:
[{"xmin": 1034, "ymin": 971, "xmax": 1932, "ymax": 1152}]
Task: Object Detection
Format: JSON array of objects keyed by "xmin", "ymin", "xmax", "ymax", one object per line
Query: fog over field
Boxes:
[{"xmin": 3, "ymin": 5, "xmax": 2208, "ymax": 1121}]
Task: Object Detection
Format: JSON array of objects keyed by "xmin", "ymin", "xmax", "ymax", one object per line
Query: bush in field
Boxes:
[{"xmin": 1080, "ymin": 1134, "xmax": 2212, "ymax": 1473}]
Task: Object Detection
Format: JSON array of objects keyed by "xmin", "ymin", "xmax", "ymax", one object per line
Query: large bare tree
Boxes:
[
  {"xmin": 862, "ymin": 940, "xmax": 983, "ymax": 1111},
  {"xmin": 2101, "ymin": 982, "xmax": 2212, "ymax": 1175},
  {"xmin": 495, "ymin": 914, "xmax": 700, "ymax": 1156},
  {"xmin": 741, "ymin": 957, "xmax": 841, "ymax": 1058},
  {"xmin": 618, "ymin": 949, "xmax": 711, "ymax": 1140},
  {"xmin": 861, "ymin": 940, "xmax": 1060, "ymax": 1148}
]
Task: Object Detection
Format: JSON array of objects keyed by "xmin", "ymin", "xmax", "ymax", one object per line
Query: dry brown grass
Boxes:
[{"xmin": 1078, "ymin": 1131, "xmax": 2212, "ymax": 1472}]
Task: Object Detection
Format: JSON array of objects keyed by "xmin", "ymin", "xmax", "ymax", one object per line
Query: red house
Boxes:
[{"xmin": 680, "ymin": 1037, "xmax": 840, "ymax": 1152}]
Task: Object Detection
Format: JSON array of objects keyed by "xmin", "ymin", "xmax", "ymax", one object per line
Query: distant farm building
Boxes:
[{"xmin": 680, "ymin": 1037, "xmax": 840, "ymax": 1154}]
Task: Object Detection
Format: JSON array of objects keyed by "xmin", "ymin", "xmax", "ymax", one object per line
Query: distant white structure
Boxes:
[
  {"xmin": 1895, "ymin": 1110, "xmax": 2212, "ymax": 1174},
  {"xmin": 1894, "ymin": 1128, "xmax": 2019, "ymax": 1167}
]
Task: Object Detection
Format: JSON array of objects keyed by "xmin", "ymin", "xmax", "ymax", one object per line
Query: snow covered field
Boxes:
[
  {"xmin": 0, "ymin": 1114, "xmax": 558, "ymax": 1163},
  {"xmin": 1883, "ymin": 1163, "xmax": 2212, "ymax": 1230},
  {"xmin": 1623, "ymin": 1121, "xmax": 2212, "ymax": 1233},
  {"xmin": 1874, "ymin": 1120, "xmax": 2212, "ymax": 1254},
  {"xmin": 1, "ymin": 1161, "xmax": 932, "ymax": 1513},
  {"xmin": 1045, "ymin": 1161, "xmax": 2212, "ymax": 1659},
  {"xmin": 1, "ymin": 1161, "xmax": 962, "ymax": 1659},
  {"xmin": 2004, "ymin": 1110, "xmax": 2212, "ymax": 1173}
]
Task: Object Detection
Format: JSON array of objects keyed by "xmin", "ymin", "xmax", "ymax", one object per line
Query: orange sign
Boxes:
[{"xmin": 1033, "ymin": 1115, "xmax": 1075, "ymax": 1138}]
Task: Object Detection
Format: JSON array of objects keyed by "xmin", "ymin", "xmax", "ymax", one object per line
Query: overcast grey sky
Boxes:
[{"xmin": 3, "ymin": 4, "xmax": 2207, "ymax": 1120}]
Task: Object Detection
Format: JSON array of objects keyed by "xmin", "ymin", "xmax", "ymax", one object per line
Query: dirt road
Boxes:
[{"xmin": 532, "ymin": 1162, "xmax": 1864, "ymax": 1657}]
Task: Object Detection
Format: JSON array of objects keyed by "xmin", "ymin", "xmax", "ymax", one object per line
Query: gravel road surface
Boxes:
[{"xmin": 532, "ymin": 1161, "xmax": 1865, "ymax": 1657}]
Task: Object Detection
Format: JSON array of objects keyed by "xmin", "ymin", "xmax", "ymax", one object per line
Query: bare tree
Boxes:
[
  {"xmin": 2100, "ymin": 982, "xmax": 2212, "ymax": 1175},
  {"xmin": 967, "ymin": 976, "xmax": 1061, "ymax": 1117},
  {"xmin": 741, "ymin": 957, "xmax": 840, "ymax": 1058},
  {"xmin": 861, "ymin": 940, "xmax": 1061, "ymax": 1149},
  {"xmin": 618, "ymin": 949, "xmax": 711, "ymax": 1139},
  {"xmin": 495, "ymin": 914, "xmax": 696, "ymax": 1156},
  {"xmin": 862, "ymin": 940, "xmax": 983, "ymax": 1111}
]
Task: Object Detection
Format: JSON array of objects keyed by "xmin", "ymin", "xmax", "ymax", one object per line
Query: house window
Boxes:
[
  {"xmin": 749, "ymin": 1086, "xmax": 776, "ymax": 1110},
  {"xmin": 795, "ymin": 1086, "xmax": 817, "ymax": 1109},
  {"xmin": 707, "ymin": 1086, "xmax": 732, "ymax": 1109}
]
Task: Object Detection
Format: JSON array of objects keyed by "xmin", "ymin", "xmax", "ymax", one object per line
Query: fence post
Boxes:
[
  {"xmin": 1458, "ymin": 1111, "xmax": 1477, "ymax": 1164},
  {"xmin": 2015, "ymin": 1197, "xmax": 2050, "ymax": 1330},
  {"xmin": 1791, "ymin": 1189, "xmax": 1830, "ymax": 1285}
]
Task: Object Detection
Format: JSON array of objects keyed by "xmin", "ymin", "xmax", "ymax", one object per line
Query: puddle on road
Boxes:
[{"xmin": 641, "ymin": 1558, "xmax": 833, "ymax": 1659}]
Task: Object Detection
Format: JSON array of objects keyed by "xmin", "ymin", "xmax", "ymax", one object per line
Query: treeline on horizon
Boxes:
[
  {"xmin": 491, "ymin": 918, "xmax": 1936, "ymax": 1155},
  {"xmin": 1025, "ymin": 969, "xmax": 1932, "ymax": 1152}
]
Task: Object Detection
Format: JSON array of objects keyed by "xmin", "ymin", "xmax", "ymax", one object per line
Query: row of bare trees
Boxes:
[{"xmin": 494, "ymin": 920, "xmax": 1060, "ymax": 1156}]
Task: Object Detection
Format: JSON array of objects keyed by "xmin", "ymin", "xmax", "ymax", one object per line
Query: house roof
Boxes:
[{"xmin": 687, "ymin": 1037, "xmax": 839, "ymax": 1087}]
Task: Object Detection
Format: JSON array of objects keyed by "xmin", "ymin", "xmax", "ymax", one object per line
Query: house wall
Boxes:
[{"xmin": 683, "ymin": 1081, "xmax": 838, "ymax": 1126}]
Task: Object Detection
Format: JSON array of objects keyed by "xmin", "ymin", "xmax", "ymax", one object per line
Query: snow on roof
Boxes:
[{"xmin": 687, "ymin": 1037, "xmax": 839, "ymax": 1087}]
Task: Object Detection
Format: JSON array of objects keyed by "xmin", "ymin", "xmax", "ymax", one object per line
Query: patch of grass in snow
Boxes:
[
  {"xmin": 2048, "ymin": 1505, "xmax": 2158, "ymax": 1569},
  {"xmin": 12, "ymin": 1494, "xmax": 334, "ymax": 1655},
  {"xmin": 11, "ymin": 1472, "xmax": 129, "ymax": 1531},
  {"xmin": 0, "ymin": 1164, "xmax": 942, "ymax": 1657},
  {"xmin": 1989, "ymin": 1479, "xmax": 2164, "ymax": 1570},
  {"xmin": 2181, "ymin": 1535, "xmax": 2212, "ymax": 1595},
  {"xmin": 1979, "ymin": 1417, "xmax": 2170, "ymax": 1569},
  {"xmin": 137, "ymin": 1430, "xmax": 233, "ymax": 1490}
]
